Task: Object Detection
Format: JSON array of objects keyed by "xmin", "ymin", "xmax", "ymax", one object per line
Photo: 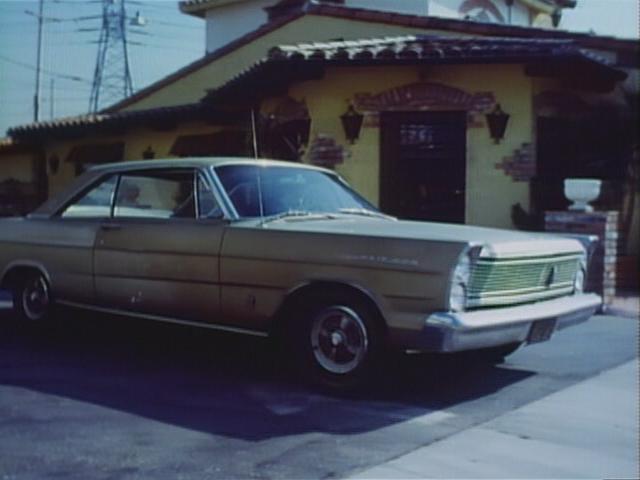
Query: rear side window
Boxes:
[
  {"xmin": 114, "ymin": 170, "xmax": 195, "ymax": 219},
  {"xmin": 61, "ymin": 175, "xmax": 117, "ymax": 218}
]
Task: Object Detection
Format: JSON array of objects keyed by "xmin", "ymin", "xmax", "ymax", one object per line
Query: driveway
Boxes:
[{"xmin": 0, "ymin": 303, "xmax": 637, "ymax": 479}]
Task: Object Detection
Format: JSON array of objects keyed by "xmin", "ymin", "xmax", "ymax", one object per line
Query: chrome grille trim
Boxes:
[{"xmin": 467, "ymin": 253, "xmax": 582, "ymax": 309}]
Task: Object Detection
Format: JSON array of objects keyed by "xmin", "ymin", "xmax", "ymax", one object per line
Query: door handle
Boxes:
[{"xmin": 100, "ymin": 223, "xmax": 122, "ymax": 231}]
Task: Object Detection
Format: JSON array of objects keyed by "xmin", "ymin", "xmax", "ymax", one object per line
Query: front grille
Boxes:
[{"xmin": 467, "ymin": 253, "xmax": 581, "ymax": 309}]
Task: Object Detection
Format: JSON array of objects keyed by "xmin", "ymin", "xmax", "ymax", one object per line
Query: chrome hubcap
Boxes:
[
  {"xmin": 310, "ymin": 306, "xmax": 368, "ymax": 375},
  {"xmin": 22, "ymin": 276, "xmax": 49, "ymax": 321}
]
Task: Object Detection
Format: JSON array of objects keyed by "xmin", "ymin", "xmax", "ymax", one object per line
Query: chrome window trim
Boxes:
[
  {"xmin": 112, "ymin": 168, "xmax": 197, "ymax": 220},
  {"xmin": 109, "ymin": 174, "xmax": 122, "ymax": 219},
  {"xmin": 55, "ymin": 173, "xmax": 118, "ymax": 219},
  {"xmin": 195, "ymin": 171, "xmax": 225, "ymax": 221},
  {"xmin": 193, "ymin": 170, "xmax": 200, "ymax": 219},
  {"xmin": 204, "ymin": 166, "xmax": 239, "ymax": 220}
]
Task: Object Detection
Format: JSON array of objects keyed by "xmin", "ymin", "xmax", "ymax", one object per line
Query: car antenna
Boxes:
[{"xmin": 251, "ymin": 108, "xmax": 266, "ymax": 225}]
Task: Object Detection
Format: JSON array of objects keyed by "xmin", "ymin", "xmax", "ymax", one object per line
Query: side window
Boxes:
[
  {"xmin": 61, "ymin": 175, "xmax": 117, "ymax": 218},
  {"xmin": 197, "ymin": 175, "xmax": 222, "ymax": 219},
  {"xmin": 114, "ymin": 170, "xmax": 195, "ymax": 219}
]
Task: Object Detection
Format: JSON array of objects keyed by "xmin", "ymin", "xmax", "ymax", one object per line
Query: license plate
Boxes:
[{"xmin": 527, "ymin": 318, "xmax": 557, "ymax": 344}]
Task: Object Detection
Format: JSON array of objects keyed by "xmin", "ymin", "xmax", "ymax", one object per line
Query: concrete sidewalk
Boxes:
[
  {"xmin": 607, "ymin": 292, "xmax": 640, "ymax": 319},
  {"xmin": 352, "ymin": 359, "xmax": 639, "ymax": 479}
]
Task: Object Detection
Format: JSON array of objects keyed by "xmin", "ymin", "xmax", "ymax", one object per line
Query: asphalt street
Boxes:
[{"xmin": 0, "ymin": 297, "xmax": 637, "ymax": 479}]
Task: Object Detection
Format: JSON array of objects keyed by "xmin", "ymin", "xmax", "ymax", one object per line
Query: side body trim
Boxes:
[{"xmin": 57, "ymin": 300, "xmax": 270, "ymax": 338}]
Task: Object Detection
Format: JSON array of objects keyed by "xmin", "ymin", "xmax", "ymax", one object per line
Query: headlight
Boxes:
[
  {"xmin": 574, "ymin": 267, "xmax": 586, "ymax": 293},
  {"xmin": 574, "ymin": 251, "xmax": 588, "ymax": 293},
  {"xmin": 448, "ymin": 247, "xmax": 479, "ymax": 312},
  {"xmin": 449, "ymin": 281, "xmax": 467, "ymax": 312}
]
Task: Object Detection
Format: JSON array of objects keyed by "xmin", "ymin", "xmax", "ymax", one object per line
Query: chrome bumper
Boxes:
[{"xmin": 422, "ymin": 293, "xmax": 602, "ymax": 353}]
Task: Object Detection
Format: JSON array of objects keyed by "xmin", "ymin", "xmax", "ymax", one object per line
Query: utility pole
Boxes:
[
  {"xmin": 50, "ymin": 79, "xmax": 55, "ymax": 119},
  {"xmin": 34, "ymin": 0, "xmax": 44, "ymax": 122},
  {"xmin": 89, "ymin": 0, "xmax": 134, "ymax": 113}
]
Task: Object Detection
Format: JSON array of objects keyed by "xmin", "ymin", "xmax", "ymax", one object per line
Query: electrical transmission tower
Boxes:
[{"xmin": 89, "ymin": 0, "xmax": 134, "ymax": 112}]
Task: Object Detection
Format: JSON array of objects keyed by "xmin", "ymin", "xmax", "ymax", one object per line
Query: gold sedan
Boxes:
[{"xmin": 0, "ymin": 158, "xmax": 601, "ymax": 389}]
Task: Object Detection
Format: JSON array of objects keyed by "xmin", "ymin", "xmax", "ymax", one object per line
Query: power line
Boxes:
[
  {"xmin": 129, "ymin": 41, "xmax": 201, "ymax": 54},
  {"xmin": 132, "ymin": 1, "xmax": 180, "ymax": 12},
  {"xmin": 50, "ymin": 0, "xmax": 103, "ymax": 4},
  {"xmin": 0, "ymin": 22, "xmax": 39, "ymax": 27},
  {"xmin": 0, "ymin": 55, "xmax": 93, "ymax": 84}
]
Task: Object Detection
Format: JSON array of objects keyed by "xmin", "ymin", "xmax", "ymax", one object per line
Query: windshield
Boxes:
[{"xmin": 214, "ymin": 164, "xmax": 377, "ymax": 218}]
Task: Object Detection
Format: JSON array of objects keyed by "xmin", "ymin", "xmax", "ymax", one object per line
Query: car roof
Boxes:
[{"xmin": 89, "ymin": 157, "xmax": 332, "ymax": 174}]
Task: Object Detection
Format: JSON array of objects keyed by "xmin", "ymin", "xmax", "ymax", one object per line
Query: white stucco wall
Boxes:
[
  {"xmin": 346, "ymin": 0, "xmax": 429, "ymax": 16},
  {"xmin": 205, "ymin": 0, "xmax": 275, "ymax": 53},
  {"xmin": 428, "ymin": 0, "xmax": 531, "ymax": 26},
  {"xmin": 345, "ymin": 1, "xmax": 531, "ymax": 26},
  {"xmin": 203, "ymin": 0, "xmax": 537, "ymax": 53}
]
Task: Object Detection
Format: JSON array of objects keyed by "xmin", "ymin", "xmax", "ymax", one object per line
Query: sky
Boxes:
[
  {"xmin": 0, "ymin": 0, "xmax": 638, "ymax": 137},
  {"xmin": 0, "ymin": 0, "xmax": 203, "ymax": 135}
]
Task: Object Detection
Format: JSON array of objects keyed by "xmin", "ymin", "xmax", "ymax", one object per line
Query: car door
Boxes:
[
  {"xmin": 93, "ymin": 168, "xmax": 225, "ymax": 322},
  {"xmin": 44, "ymin": 174, "xmax": 118, "ymax": 305}
]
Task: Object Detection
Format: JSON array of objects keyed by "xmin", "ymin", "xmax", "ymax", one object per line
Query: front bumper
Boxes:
[{"xmin": 421, "ymin": 293, "xmax": 601, "ymax": 353}]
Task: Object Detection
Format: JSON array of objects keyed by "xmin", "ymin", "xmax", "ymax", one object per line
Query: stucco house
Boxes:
[{"xmin": 1, "ymin": 0, "xmax": 638, "ymax": 285}]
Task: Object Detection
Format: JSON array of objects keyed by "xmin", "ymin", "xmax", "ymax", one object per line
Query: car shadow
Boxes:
[{"xmin": 0, "ymin": 308, "xmax": 534, "ymax": 441}]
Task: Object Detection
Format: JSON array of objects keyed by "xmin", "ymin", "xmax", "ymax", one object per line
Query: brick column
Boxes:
[{"xmin": 545, "ymin": 211, "xmax": 618, "ymax": 306}]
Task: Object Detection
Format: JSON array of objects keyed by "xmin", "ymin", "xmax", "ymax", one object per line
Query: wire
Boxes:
[
  {"xmin": 129, "ymin": 41, "xmax": 201, "ymax": 54},
  {"xmin": 40, "ymin": 42, "xmax": 97, "ymax": 47},
  {"xmin": 132, "ymin": 1, "xmax": 181, "ymax": 12},
  {"xmin": 50, "ymin": 0, "xmax": 103, "ymax": 4},
  {"xmin": 0, "ymin": 21, "xmax": 38, "ymax": 27},
  {"xmin": 129, "ymin": 17, "xmax": 201, "ymax": 29},
  {"xmin": 0, "ymin": 55, "xmax": 93, "ymax": 84},
  {"xmin": 128, "ymin": 30, "xmax": 200, "ymax": 41}
]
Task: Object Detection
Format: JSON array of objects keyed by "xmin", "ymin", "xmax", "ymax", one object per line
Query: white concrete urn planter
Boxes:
[{"xmin": 564, "ymin": 178, "xmax": 602, "ymax": 212}]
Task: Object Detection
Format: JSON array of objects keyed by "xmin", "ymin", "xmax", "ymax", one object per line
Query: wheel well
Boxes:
[
  {"xmin": 1, "ymin": 265, "xmax": 46, "ymax": 292},
  {"xmin": 270, "ymin": 281, "xmax": 387, "ymax": 339}
]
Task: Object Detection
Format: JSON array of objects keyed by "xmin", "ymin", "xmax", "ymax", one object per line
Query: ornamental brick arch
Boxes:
[{"xmin": 353, "ymin": 82, "xmax": 496, "ymax": 127}]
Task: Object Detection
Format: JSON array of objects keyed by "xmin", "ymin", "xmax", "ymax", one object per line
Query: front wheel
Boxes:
[
  {"xmin": 13, "ymin": 272, "xmax": 52, "ymax": 323},
  {"xmin": 289, "ymin": 294, "xmax": 383, "ymax": 390}
]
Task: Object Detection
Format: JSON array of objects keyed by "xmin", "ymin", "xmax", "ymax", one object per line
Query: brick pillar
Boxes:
[{"xmin": 545, "ymin": 211, "xmax": 618, "ymax": 306}]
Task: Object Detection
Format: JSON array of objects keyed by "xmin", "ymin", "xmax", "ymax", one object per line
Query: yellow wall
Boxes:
[
  {"xmin": 282, "ymin": 64, "xmax": 533, "ymax": 228},
  {"xmin": 0, "ymin": 152, "xmax": 35, "ymax": 183},
  {"xmin": 37, "ymin": 62, "xmax": 535, "ymax": 230},
  {"xmin": 121, "ymin": 15, "xmax": 455, "ymax": 112},
  {"xmin": 531, "ymin": 12, "xmax": 553, "ymax": 28},
  {"xmin": 45, "ymin": 122, "xmax": 228, "ymax": 196},
  {"xmin": 286, "ymin": 67, "xmax": 417, "ymax": 205}
]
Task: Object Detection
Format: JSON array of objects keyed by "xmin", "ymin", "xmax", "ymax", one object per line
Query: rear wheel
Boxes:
[
  {"xmin": 289, "ymin": 293, "xmax": 383, "ymax": 390},
  {"xmin": 13, "ymin": 272, "xmax": 52, "ymax": 323}
]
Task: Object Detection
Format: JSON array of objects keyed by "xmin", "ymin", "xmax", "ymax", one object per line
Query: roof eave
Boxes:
[
  {"xmin": 6, "ymin": 103, "xmax": 246, "ymax": 141},
  {"xmin": 203, "ymin": 37, "xmax": 628, "ymax": 104},
  {"xmin": 179, "ymin": 0, "xmax": 247, "ymax": 18}
]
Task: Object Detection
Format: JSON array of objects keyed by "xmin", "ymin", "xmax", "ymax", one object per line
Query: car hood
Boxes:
[{"xmin": 251, "ymin": 216, "xmax": 584, "ymax": 259}]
